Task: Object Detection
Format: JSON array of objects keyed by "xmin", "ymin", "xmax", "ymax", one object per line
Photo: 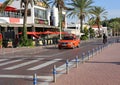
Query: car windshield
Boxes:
[{"xmin": 63, "ymin": 36, "xmax": 74, "ymax": 40}]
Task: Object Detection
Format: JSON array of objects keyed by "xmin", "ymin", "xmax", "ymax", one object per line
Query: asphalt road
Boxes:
[{"xmin": 0, "ymin": 37, "xmax": 118, "ymax": 85}]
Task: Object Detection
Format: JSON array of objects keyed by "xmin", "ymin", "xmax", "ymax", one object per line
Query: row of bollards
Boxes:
[
  {"xmin": 32, "ymin": 41, "xmax": 115, "ymax": 84},
  {"xmin": 51, "ymin": 43, "xmax": 112, "ymax": 83}
]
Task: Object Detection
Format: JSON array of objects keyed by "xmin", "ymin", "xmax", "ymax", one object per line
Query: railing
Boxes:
[
  {"xmin": 0, "ymin": 11, "xmax": 22, "ymax": 18},
  {"xmin": 0, "ymin": 37, "xmax": 119, "ymax": 85}
]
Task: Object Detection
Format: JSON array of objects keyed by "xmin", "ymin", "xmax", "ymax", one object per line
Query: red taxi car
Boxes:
[{"xmin": 58, "ymin": 34, "xmax": 80, "ymax": 49}]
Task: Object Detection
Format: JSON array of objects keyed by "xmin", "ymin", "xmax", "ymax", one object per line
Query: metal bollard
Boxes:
[
  {"xmin": 99, "ymin": 46, "xmax": 101, "ymax": 53},
  {"xmin": 33, "ymin": 73, "xmax": 37, "ymax": 85},
  {"xmin": 82, "ymin": 52, "xmax": 85, "ymax": 63},
  {"xmin": 53, "ymin": 65, "xmax": 56, "ymax": 82},
  {"xmin": 101, "ymin": 46, "xmax": 103, "ymax": 51},
  {"xmin": 75, "ymin": 56, "xmax": 79, "ymax": 68},
  {"xmin": 92, "ymin": 48, "xmax": 95, "ymax": 57},
  {"xmin": 88, "ymin": 50, "xmax": 90, "ymax": 60},
  {"xmin": 96, "ymin": 47, "xmax": 98, "ymax": 55},
  {"xmin": 66, "ymin": 59, "xmax": 69, "ymax": 74},
  {"xmin": 100, "ymin": 46, "xmax": 102, "ymax": 52}
]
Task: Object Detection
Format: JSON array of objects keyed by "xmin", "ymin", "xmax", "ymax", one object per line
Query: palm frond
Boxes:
[{"xmin": 0, "ymin": 0, "xmax": 13, "ymax": 12}]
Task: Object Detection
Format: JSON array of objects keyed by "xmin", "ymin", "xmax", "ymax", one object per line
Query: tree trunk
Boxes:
[
  {"xmin": 58, "ymin": 6, "xmax": 62, "ymax": 39},
  {"xmin": 80, "ymin": 18, "xmax": 83, "ymax": 33},
  {"xmin": 97, "ymin": 24, "xmax": 101, "ymax": 37},
  {"xmin": 21, "ymin": 2, "xmax": 28, "ymax": 42}
]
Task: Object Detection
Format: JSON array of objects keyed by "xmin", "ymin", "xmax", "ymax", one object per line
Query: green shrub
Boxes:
[
  {"xmin": 80, "ymin": 35, "xmax": 88, "ymax": 40},
  {"xmin": 19, "ymin": 39, "xmax": 33, "ymax": 47}
]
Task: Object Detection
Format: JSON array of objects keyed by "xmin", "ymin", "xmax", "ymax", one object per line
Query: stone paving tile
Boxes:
[{"xmin": 50, "ymin": 43, "xmax": 120, "ymax": 85}]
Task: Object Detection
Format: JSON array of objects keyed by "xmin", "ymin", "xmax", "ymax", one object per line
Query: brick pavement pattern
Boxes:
[{"xmin": 50, "ymin": 43, "xmax": 120, "ymax": 85}]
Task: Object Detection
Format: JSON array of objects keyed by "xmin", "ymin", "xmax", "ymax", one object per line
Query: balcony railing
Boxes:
[{"xmin": 0, "ymin": 11, "xmax": 22, "ymax": 18}]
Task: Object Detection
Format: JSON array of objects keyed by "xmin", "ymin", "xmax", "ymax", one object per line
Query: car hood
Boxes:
[{"xmin": 59, "ymin": 40, "xmax": 74, "ymax": 43}]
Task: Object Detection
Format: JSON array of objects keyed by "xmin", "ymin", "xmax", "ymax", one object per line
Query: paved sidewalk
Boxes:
[{"xmin": 50, "ymin": 43, "xmax": 120, "ymax": 85}]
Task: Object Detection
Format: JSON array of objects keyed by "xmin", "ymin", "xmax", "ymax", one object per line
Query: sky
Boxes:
[
  {"xmin": 67, "ymin": 0, "xmax": 120, "ymax": 23},
  {"xmin": 0, "ymin": 0, "xmax": 120, "ymax": 23},
  {"xmin": 93, "ymin": 0, "xmax": 120, "ymax": 19}
]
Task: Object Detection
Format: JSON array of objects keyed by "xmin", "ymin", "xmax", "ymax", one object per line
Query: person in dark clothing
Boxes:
[
  {"xmin": 15, "ymin": 35, "xmax": 19, "ymax": 47},
  {"xmin": 103, "ymin": 33, "xmax": 107, "ymax": 44}
]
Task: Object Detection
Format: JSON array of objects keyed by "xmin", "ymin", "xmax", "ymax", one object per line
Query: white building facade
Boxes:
[{"xmin": 0, "ymin": 1, "xmax": 67, "ymax": 38}]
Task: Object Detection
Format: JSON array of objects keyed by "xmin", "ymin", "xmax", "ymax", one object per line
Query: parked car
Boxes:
[{"xmin": 58, "ymin": 34, "xmax": 80, "ymax": 49}]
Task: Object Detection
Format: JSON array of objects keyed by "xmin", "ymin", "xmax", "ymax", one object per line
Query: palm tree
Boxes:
[
  {"xmin": 0, "ymin": 0, "xmax": 49, "ymax": 46},
  {"xmin": 89, "ymin": 6, "xmax": 108, "ymax": 37},
  {"xmin": 67, "ymin": 0, "xmax": 94, "ymax": 34},
  {"xmin": 109, "ymin": 21, "xmax": 119, "ymax": 36},
  {"xmin": 50, "ymin": 0, "xmax": 68, "ymax": 39},
  {"xmin": 88, "ymin": 17, "xmax": 95, "ymax": 28}
]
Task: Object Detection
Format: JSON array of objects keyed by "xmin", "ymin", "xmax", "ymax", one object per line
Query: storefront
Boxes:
[{"xmin": 0, "ymin": 1, "xmax": 67, "ymax": 47}]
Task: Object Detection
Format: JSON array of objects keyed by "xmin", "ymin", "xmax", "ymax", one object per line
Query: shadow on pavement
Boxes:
[{"xmin": 86, "ymin": 61, "xmax": 120, "ymax": 65}]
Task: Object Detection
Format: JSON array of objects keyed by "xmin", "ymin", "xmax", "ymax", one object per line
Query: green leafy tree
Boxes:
[
  {"xmin": 84, "ymin": 26, "xmax": 89, "ymax": 36},
  {"xmin": 67, "ymin": 0, "xmax": 94, "ymax": 33},
  {"xmin": 88, "ymin": 17, "xmax": 95, "ymax": 28},
  {"xmin": 89, "ymin": 6, "xmax": 107, "ymax": 37},
  {"xmin": 89, "ymin": 27, "xmax": 95, "ymax": 38},
  {"xmin": 80, "ymin": 26, "xmax": 89, "ymax": 40}
]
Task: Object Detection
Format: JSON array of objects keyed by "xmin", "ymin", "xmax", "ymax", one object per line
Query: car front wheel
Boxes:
[{"xmin": 77, "ymin": 43, "xmax": 80, "ymax": 48}]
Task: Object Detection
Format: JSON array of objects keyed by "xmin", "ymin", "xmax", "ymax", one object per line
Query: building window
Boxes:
[
  {"xmin": 34, "ymin": 8, "xmax": 47, "ymax": 20},
  {"xmin": 20, "ymin": 9, "xmax": 31, "ymax": 17},
  {"xmin": 0, "ymin": 11, "xmax": 22, "ymax": 18}
]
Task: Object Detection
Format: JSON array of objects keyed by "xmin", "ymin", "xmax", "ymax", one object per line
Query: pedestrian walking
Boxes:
[{"xmin": 103, "ymin": 33, "xmax": 107, "ymax": 44}]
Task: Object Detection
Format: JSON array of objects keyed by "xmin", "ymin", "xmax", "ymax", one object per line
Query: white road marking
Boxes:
[
  {"xmin": 28, "ymin": 59, "xmax": 62, "ymax": 70},
  {"xmin": 0, "ymin": 74, "xmax": 52, "ymax": 81},
  {"xmin": 0, "ymin": 59, "xmax": 23, "ymax": 66},
  {"xmin": 0, "ymin": 59, "xmax": 8, "ymax": 62},
  {"xmin": 56, "ymin": 64, "xmax": 66, "ymax": 71},
  {"xmin": 4, "ymin": 58, "xmax": 44, "ymax": 70}
]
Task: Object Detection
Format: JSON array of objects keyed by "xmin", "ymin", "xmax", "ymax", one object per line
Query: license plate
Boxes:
[{"xmin": 62, "ymin": 44, "xmax": 66, "ymax": 46}]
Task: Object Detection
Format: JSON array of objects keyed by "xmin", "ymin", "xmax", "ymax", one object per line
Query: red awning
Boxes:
[
  {"xmin": 19, "ymin": 31, "xmax": 69, "ymax": 36},
  {"xmin": 53, "ymin": 32, "xmax": 69, "ymax": 35},
  {"xmin": 5, "ymin": 6, "xmax": 17, "ymax": 12},
  {"xmin": 42, "ymin": 31, "xmax": 69, "ymax": 35},
  {"xmin": 42, "ymin": 31, "xmax": 54, "ymax": 34},
  {"xmin": 0, "ymin": 3, "xmax": 17, "ymax": 12},
  {"xmin": 19, "ymin": 32, "xmax": 40, "ymax": 39},
  {"xmin": 19, "ymin": 32, "xmax": 42, "ymax": 34}
]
